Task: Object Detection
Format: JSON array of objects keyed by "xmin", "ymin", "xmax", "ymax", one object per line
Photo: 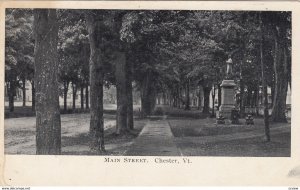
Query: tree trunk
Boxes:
[
  {"xmin": 198, "ymin": 87, "xmax": 201, "ymax": 110},
  {"xmin": 260, "ymin": 15, "xmax": 270, "ymax": 142},
  {"xmin": 72, "ymin": 82, "xmax": 77, "ymax": 111},
  {"xmin": 217, "ymin": 84, "xmax": 221, "ymax": 110},
  {"xmin": 85, "ymin": 84, "xmax": 89, "ymax": 109},
  {"xmin": 211, "ymin": 86, "xmax": 216, "ymax": 117},
  {"xmin": 253, "ymin": 88, "xmax": 258, "ymax": 108},
  {"xmin": 239, "ymin": 78, "xmax": 245, "ymax": 118},
  {"xmin": 80, "ymin": 85, "xmax": 84, "ymax": 110},
  {"xmin": 272, "ymin": 34, "xmax": 278, "ymax": 116},
  {"xmin": 202, "ymin": 86, "xmax": 211, "ymax": 114},
  {"xmin": 115, "ymin": 51, "xmax": 128, "ymax": 134},
  {"xmin": 141, "ymin": 75, "xmax": 149, "ymax": 117},
  {"xmin": 172, "ymin": 94, "xmax": 176, "ymax": 107},
  {"xmin": 255, "ymin": 84, "xmax": 260, "ymax": 116},
  {"xmin": 184, "ymin": 80, "xmax": 190, "ymax": 110},
  {"xmin": 246, "ymin": 87, "xmax": 252, "ymax": 107},
  {"xmin": 179, "ymin": 86, "xmax": 183, "ymax": 109},
  {"xmin": 176, "ymin": 87, "xmax": 180, "ymax": 108},
  {"xmin": 271, "ymin": 84, "xmax": 275, "ymax": 107},
  {"xmin": 8, "ymin": 81, "xmax": 15, "ymax": 112},
  {"xmin": 22, "ymin": 77, "xmax": 26, "ymax": 107},
  {"xmin": 150, "ymin": 88, "xmax": 156, "ymax": 112},
  {"xmin": 31, "ymin": 80, "xmax": 35, "ymax": 112},
  {"xmin": 271, "ymin": 28, "xmax": 288, "ymax": 122},
  {"xmin": 34, "ymin": 9, "xmax": 61, "ymax": 154},
  {"xmin": 63, "ymin": 81, "xmax": 69, "ymax": 112},
  {"xmin": 86, "ymin": 12, "xmax": 105, "ymax": 151},
  {"xmin": 141, "ymin": 72, "xmax": 155, "ymax": 117},
  {"xmin": 163, "ymin": 92, "xmax": 166, "ymax": 105},
  {"xmin": 126, "ymin": 59, "xmax": 134, "ymax": 130}
]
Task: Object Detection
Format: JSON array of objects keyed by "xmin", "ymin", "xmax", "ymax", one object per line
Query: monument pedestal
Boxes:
[{"xmin": 219, "ymin": 80, "xmax": 236, "ymax": 118}]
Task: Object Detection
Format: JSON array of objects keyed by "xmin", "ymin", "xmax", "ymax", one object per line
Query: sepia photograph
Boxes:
[
  {"xmin": 1, "ymin": 1, "xmax": 300, "ymax": 187},
  {"xmin": 4, "ymin": 8, "xmax": 291, "ymax": 156}
]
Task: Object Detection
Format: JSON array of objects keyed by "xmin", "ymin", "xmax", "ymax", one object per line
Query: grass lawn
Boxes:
[
  {"xmin": 61, "ymin": 118, "xmax": 147, "ymax": 156},
  {"xmin": 5, "ymin": 113, "xmax": 147, "ymax": 155},
  {"xmin": 4, "ymin": 104, "xmax": 291, "ymax": 157},
  {"xmin": 168, "ymin": 117, "xmax": 291, "ymax": 157},
  {"xmin": 4, "ymin": 104, "xmax": 142, "ymax": 118},
  {"xmin": 153, "ymin": 105, "xmax": 210, "ymax": 118}
]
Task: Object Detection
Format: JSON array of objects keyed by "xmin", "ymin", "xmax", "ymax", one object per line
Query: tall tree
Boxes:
[
  {"xmin": 265, "ymin": 12, "xmax": 291, "ymax": 122},
  {"xmin": 113, "ymin": 11, "xmax": 130, "ymax": 134},
  {"xmin": 85, "ymin": 11, "xmax": 105, "ymax": 152},
  {"xmin": 126, "ymin": 55, "xmax": 134, "ymax": 129},
  {"xmin": 260, "ymin": 13, "xmax": 270, "ymax": 141},
  {"xmin": 115, "ymin": 50, "xmax": 128, "ymax": 134},
  {"xmin": 5, "ymin": 9, "xmax": 34, "ymax": 112},
  {"xmin": 34, "ymin": 9, "xmax": 61, "ymax": 154},
  {"xmin": 57, "ymin": 11, "xmax": 89, "ymax": 112},
  {"xmin": 120, "ymin": 12, "xmax": 137, "ymax": 129}
]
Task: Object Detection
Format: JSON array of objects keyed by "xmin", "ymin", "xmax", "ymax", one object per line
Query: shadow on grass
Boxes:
[
  {"xmin": 170, "ymin": 123, "xmax": 259, "ymax": 137},
  {"xmin": 152, "ymin": 105, "xmax": 210, "ymax": 119},
  {"xmin": 5, "ymin": 129, "xmax": 35, "ymax": 137},
  {"xmin": 176, "ymin": 132, "xmax": 291, "ymax": 157},
  {"xmin": 169, "ymin": 117, "xmax": 291, "ymax": 157},
  {"xmin": 61, "ymin": 120, "xmax": 147, "ymax": 156}
]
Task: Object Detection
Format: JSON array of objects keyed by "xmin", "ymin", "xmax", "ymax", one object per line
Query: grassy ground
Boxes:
[
  {"xmin": 153, "ymin": 105, "xmax": 209, "ymax": 118},
  {"xmin": 4, "ymin": 104, "xmax": 142, "ymax": 118},
  {"xmin": 168, "ymin": 117, "xmax": 291, "ymax": 157},
  {"xmin": 61, "ymin": 119, "xmax": 146, "ymax": 156},
  {"xmin": 5, "ymin": 113, "xmax": 147, "ymax": 155},
  {"xmin": 4, "ymin": 104, "xmax": 291, "ymax": 156},
  {"xmin": 173, "ymin": 132, "xmax": 290, "ymax": 157}
]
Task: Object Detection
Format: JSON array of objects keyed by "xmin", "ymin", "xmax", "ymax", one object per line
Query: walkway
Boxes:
[{"xmin": 125, "ymin": 119, "xmax": 181, "ymax": 156}]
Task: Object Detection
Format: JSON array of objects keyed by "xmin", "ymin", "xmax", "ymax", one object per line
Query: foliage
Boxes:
[{"xmin": 5, "ymin": 9, "xmax": 34, "ymax": 85}]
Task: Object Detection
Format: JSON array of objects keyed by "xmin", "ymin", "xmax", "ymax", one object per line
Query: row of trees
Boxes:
[
  {"xmin": 5, "ymin": 9, "xmax": 291, "ymax": 154},
  {"xmin": 151, "ymin": 11, "xmax": 291, "ymax": 122},
  {"xmin": 5, "ymin": 10, "xmax": 90, "ymax": 112},
  {"xmin": 5, "ymin": 9, "xmax": 35, "ymax": 112}
]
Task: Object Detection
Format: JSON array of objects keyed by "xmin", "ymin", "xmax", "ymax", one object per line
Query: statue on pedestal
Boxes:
[
  {"xmin": 218, "ymin": 57, "xmax": 237, "ymax": 119},
  {"xmin": 225, "ymin": 57, "xmax": 233, "ymax": 79}
]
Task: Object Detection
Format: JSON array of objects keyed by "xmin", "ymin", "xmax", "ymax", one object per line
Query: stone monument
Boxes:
[{"xmin": 219, "ymin": 58, "xmax": 236, "ymax": 118}]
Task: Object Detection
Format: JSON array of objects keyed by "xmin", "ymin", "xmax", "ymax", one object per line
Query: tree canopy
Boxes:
[{"xmin": 5, "ymin": 9, "xmax": 291, "ymax": 152}]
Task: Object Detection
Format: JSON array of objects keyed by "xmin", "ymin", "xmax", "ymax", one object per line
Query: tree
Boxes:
[
  {"xmin": 264, "ymin": 12, "xmax": 291, "ymax": 122},
  {"xmin": 120, "ymin": 12, "xmax": 138, "ymax": 129},
  {"xmin": 58, "ymin": 12, "xmax": 89, "ymax": 112},
  {"xmin": 126, "ymin": 52, "xmax": 134, "ymax": 129},
  {"xmin": 34, "ymin": 9, "xmax": 61, "ymax": 154},
  {"xmin": 115, "ymin": 50, "xmax": 128, "ymax": 134},
  {"xmin": 259, "ymin": 13, "xmax": 270, "ymax": 141},
  {"xmin": 113, "ymin": 11, "xmax": 130, "ymax": 134},
  {"xmin": 131, "ymin": 11, "xmax": 192, "ymax": 114},
  {"xmin": 5, "ymin": 9, "xmax": 35, "ymax": 111},
  {"xmin": 85, "ymin": 10, "xmax": 106, "ymax": 152}
]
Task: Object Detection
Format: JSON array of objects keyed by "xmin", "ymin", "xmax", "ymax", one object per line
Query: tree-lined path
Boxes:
[
  {"xmin": 125, "ymin": 119, "xmax": 181, "ymax": 156},
  {"xmin": 4, "ymin": 108, "xmax": 290, "ymax": 156},
  {"xmin": 5, "ymin": 9, "xmax": 291, "ymax": 156}
]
